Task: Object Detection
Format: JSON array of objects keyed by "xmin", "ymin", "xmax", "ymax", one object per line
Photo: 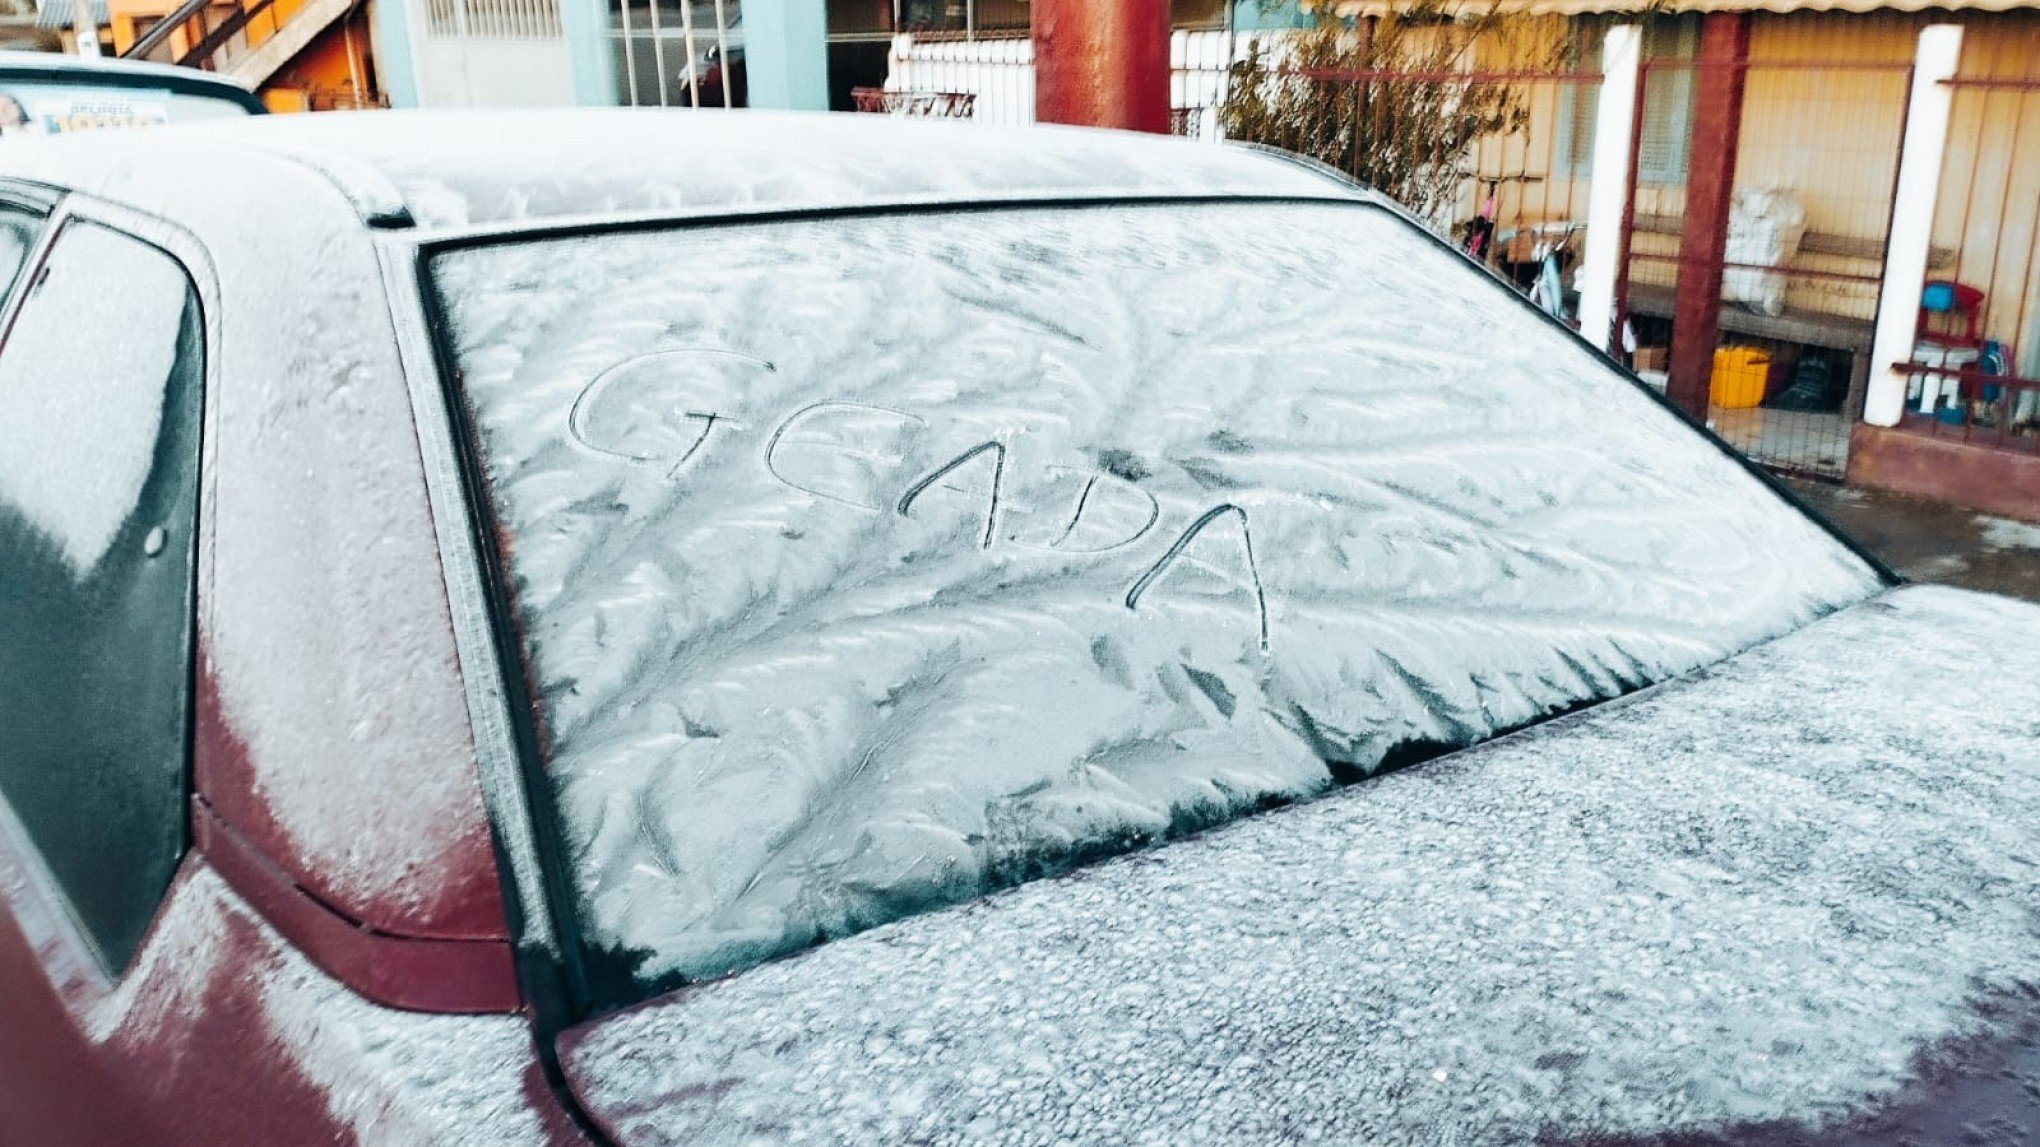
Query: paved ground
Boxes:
[{"xmin": 1785, "ymin": 478, "xmax": 2040, "ymax": 604}]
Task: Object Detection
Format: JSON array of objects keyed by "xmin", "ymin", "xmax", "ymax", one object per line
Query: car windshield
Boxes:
[{"xmin": 427, "ymin": 199, "xmax": 1883, "ymax": 999}]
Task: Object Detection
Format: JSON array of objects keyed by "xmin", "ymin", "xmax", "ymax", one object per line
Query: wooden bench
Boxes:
[
  {"xmin": 1624, "ymin": 214, "xmax": 1953, "ymax": 414},
  {"xmin": 1624, "ymin": 281, "xmax": 1874, "ymax": 409}
]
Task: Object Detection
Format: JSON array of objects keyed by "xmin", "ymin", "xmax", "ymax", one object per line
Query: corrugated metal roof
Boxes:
[{"xmin": 34, "ymin": 0, "xmax": 109, "ymax": 30}]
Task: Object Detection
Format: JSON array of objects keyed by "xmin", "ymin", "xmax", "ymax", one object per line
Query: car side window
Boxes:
[
  {"xmin": 0, "ymin": 221, "xmax": 203, "ymax": 974},
  {"xmin": 0, "ymin": 205, "xmax": 44, "ymax": 300}
]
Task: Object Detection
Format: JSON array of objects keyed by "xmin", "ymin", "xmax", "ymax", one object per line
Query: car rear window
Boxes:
[{"xmin": 427, "ymin": 200, "xmax": 1882, "ymax": 994}]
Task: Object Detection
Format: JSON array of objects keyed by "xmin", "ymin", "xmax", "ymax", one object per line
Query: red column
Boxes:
[
  {"xmin": 1666, "ymin": 12, "xmax": 1750, "ymax": 420},
  {"xmin": 1033, "ymin": 0, "xmax": 1172, "ymax": 133}
]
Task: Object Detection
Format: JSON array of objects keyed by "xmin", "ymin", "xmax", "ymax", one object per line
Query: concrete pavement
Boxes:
[{"xmin": 1786, "ymin": 478, "xmax": 2040, "ymax": 605}]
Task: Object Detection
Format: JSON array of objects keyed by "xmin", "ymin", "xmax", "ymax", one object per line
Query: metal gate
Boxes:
[
  {"xmin": 1898, "ymin": 66, "xmax": 2040, "ymax": 453},
  {"xmin": 1616, "ymin": 42, "xmax": 1913, "ymax": 481},
  {"xmin": 611, "ymin": 0, "xmax": 740, "ymax": 108}
]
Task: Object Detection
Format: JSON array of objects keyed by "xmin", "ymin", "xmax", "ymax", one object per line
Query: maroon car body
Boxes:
[{"xmin": 0, "ymin": 111, "xmax": 2033, "ymax": 1146}]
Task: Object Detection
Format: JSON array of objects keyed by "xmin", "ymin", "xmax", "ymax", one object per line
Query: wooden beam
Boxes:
[
  {"xmin": 1665, "ymin": 12, "xmax": 1749, "ymax": 420},
  {"xmin": 1634, "ymin": 213, "xmax": 1954, "ymax": 265}
]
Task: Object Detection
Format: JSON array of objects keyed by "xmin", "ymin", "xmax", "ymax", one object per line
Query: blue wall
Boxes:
[
  {"xmin": 561, "ymin": 0, "xmax": 620, "ymax": 106},
  {"xmin": 372, "ymin": 0, "xmax": 419, "ymax": 108},
  {"xmin": 745, "ymin": 0, "xmax": 829, "ymax": 111}
]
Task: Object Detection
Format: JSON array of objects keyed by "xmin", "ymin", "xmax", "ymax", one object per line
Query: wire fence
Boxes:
[
  {"xmin": 1167, "ymin": 28, "xmax": 1256, "ymax": 140},
  {"xmin": 876, "ymin": 29, "xmax": 1249, "ymax": 131},
  {"xmin": 882, "ymin": 34, "xmax": 1033, "ymax": 125},
  {"xmin": 1899, "ymin": 69, "xmax": 2040, "ymax": 454},
  {"xmin": 1618, "ymin": 58, "xmax": 1911, "ymax": 480},
  {"xmin": 593, "ymin": 15, "xmax": 2039, "ymax": 484},
  {"xmin": 1200, "ymin": 64, "xmax": 1603, "ymax": 332},
  {"xmin": 610, "ymin": 0, "xmax": 739, "ymax": 108}
]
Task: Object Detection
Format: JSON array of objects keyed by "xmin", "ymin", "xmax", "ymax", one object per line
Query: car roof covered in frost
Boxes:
[
  {"xmin": 0, "ymin": 116, "xmax": 523, "ymax": 945},
  {"xmin": 0, "ymin": 109, "xmax": 1354, "ymax": 235},
  {"xmin": 559, "ymin": 584, "xmax": 2040, "ymax": 1145}
]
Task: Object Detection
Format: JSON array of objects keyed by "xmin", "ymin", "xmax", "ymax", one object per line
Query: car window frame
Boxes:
[
  {"xmin": 0, "ymin": 63, "xmax": 267, "ymax": 118},
  {"xmin": 383, "ymin": 193, "xmax": 1901, "ymax": 1046},
  {"xmin": 0, "ymin": 183, "xmax": 221, "ymax": 996}
]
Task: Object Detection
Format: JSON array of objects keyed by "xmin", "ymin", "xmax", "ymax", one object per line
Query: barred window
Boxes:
[{"xmin": 426, "ymin": 0, "xmax": 562, "ymax": 40}]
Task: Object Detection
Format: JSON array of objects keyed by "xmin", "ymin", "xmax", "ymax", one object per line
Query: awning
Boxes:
[
  {"xmin": 35, "ymin": 0, "xmax": 109, "ymax": 30},
  {"xmin": 1309, "ymin": 0, "xmax": 2030, "ymax": 16}
]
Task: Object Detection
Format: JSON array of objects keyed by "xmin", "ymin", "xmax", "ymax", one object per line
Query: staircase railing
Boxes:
[
  {"xmin": 121, "ymin": 0, "xmax": 281, "ymax": 71},
  {"xmin": 122, "ymin": 0, "xmax": 210, "ymax": 60}
]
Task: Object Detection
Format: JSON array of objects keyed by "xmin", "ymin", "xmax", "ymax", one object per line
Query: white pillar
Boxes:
[
  {"xmin": 1865, "ymin": 23, "xmax": 1963, "ymax": 427},
  {"xmin": 70, "ymin": 0, "xmax": 100, "ymax": 56},
  {"xmin": 1576, "ymin": 24, "xmax": 1640, "ymax": 355}
]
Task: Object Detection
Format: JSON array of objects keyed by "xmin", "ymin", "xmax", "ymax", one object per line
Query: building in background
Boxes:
[
  {"xmin": 21, "ymin": 0, "xmax": 2033, "ymax": 518},
  {"xmin": 1435, "ymin": 2, "xmax": 2040, "ymax": 512},
  {"xmin": 826, "ymin": 0, "xmax": 2040, "ymax": 516},
  {"xmin": 375, "ymin": 1, "xmax": 1295, "ymax": 113},
  {"xmin": 86, "ymin": 0, "xmax": 382, "ymax": 109},
  {"xmin": 33, "ymin": 0, "xmax": 108, "ymax": 53}
]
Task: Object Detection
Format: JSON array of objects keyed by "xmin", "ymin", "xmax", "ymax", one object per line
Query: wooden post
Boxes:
[
  {"xmin": 1033, "ymin": 0, "xmax": 1171, "ymax": 132},
  {"xmin": 1666, "ymin": 12, "xmax": 1750, "ymax": 420},
  {"xmin": 1864, "ymin": 24, "xmax": 1964, "ymax": 427},
  {"xmin": 1577, "ymin": 24, "xmax": 1642, "ymax": 355}
]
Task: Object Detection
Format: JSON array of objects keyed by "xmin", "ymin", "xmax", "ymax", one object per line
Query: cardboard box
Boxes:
[{"xmin": 1633, "ymin": 347, "xmax": 1668, "ymax": 373}]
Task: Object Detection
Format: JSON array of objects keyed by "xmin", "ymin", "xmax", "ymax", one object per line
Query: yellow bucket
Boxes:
[{"xmin": 1710, "ymin": 347, "xmax": 1771, "ymax": 409}]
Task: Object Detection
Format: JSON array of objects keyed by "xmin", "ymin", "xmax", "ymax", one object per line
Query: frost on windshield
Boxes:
[{"xmin": 431, "ymin": 201, "xmax": 1882, "ymax": 986}]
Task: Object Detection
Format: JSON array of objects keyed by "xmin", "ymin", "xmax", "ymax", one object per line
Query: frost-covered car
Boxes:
[{"xmin": 0, "ymin": 111, "xmax": 2034, "ymax": 1146}]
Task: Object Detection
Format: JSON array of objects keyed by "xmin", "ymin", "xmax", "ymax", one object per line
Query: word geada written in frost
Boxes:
[{"xmin": 565, "ymin": 349, "xmax": 1274, "ymax": 651}]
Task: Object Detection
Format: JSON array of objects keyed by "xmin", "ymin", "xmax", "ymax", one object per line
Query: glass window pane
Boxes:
[
  {"xmin": 0, "ymin": 208, "xmax": 42, "ymax": 298},
  {"xmin": 828, "ymin": 0, "xmax": 893, "ymax": 37},
  {"xmin": 0, "ymin": 222, "xmax": 202, "ymax": 974}
]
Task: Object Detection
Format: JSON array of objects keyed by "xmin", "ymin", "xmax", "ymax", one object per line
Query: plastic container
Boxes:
[
  {"xmin": 1710, "ymin": 347, "xmax": 1771, "ymax": 409},
  {"xmin": 1907, "ymin": 341, "xmax": 1979, "ymax": 416}
]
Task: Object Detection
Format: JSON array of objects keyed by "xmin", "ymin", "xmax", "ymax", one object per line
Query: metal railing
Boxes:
[
  {"xmin": 427, "ymin": 0, "xmax": 562, "ymax": 40},
  {"xmin": 850, "ymin": 86, "xmax": 976, "ymax": 117},
  {"xmin": 1614, "ymin": 57, "xmax": 1914, "ymax": 480},
  {"xmin": 1890, "ymin": 69, "xmax": 2040, "ymax": 455},
  {"xmin": 611, "ymin": 0, "xmax": 738, "ymax": 108}
]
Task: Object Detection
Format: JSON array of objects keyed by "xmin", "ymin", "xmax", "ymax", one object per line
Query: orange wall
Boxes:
[
  {"xmin": 263, "ymin": 8, "xmax": 380, "ymax": 110},
  {"xmin": 106, "ymin": 0, "xmax": 378, "ymax": 110}
]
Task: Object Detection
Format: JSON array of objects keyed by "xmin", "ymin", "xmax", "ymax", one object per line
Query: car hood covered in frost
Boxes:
[
  {"xmin": 429, "ymin": 198, "xmax": 1882, "ymax": 990},
  {"xmin": 557, "ymin": 585, "xmax": 2040, "ymax": 1145}
]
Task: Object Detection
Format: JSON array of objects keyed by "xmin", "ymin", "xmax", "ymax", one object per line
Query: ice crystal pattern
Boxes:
[{"xmin": 433, "ymin": 201, "xmax": 1881, "ymax": 985}]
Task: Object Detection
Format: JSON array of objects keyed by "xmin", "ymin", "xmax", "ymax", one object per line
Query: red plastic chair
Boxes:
[{"xmin": 1917, "ymin": 280, "xmax": 1986, "ymax": 349}]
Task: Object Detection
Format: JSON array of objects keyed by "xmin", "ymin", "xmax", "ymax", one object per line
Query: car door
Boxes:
[{"xmin": 0, "ymin": 187, "xmax": 292, "ymax": 1144}]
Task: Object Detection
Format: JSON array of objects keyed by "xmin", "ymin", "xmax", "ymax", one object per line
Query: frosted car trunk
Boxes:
[{"xmin": 427, "ymin": 200, "xmax": 1882, "ymax": 994}]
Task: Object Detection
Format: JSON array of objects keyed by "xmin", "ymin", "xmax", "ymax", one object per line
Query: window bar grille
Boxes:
[
  {"xmin": 647, "ymin": 0, "xmax": 671, "ymax": 107},
  {"xmin": 712, "ymin": 0, "xmax": 731, "ymax": 109},
  {"xmin": 617, "ymin": 0, "xmax": 639, "ymax": 103}
]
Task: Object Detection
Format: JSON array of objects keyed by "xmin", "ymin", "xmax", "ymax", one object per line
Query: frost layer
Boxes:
[
  {"xmin": 433, "ymin": 200, "xmax": 1881, "ymax": 984},
  {"xmin": 562, "ymin": 586, "xmax": 2040, "ymax": 1145},
  {"xmin": 0, "ymin": 224, "xmax": 183, "ymax": 574}
]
